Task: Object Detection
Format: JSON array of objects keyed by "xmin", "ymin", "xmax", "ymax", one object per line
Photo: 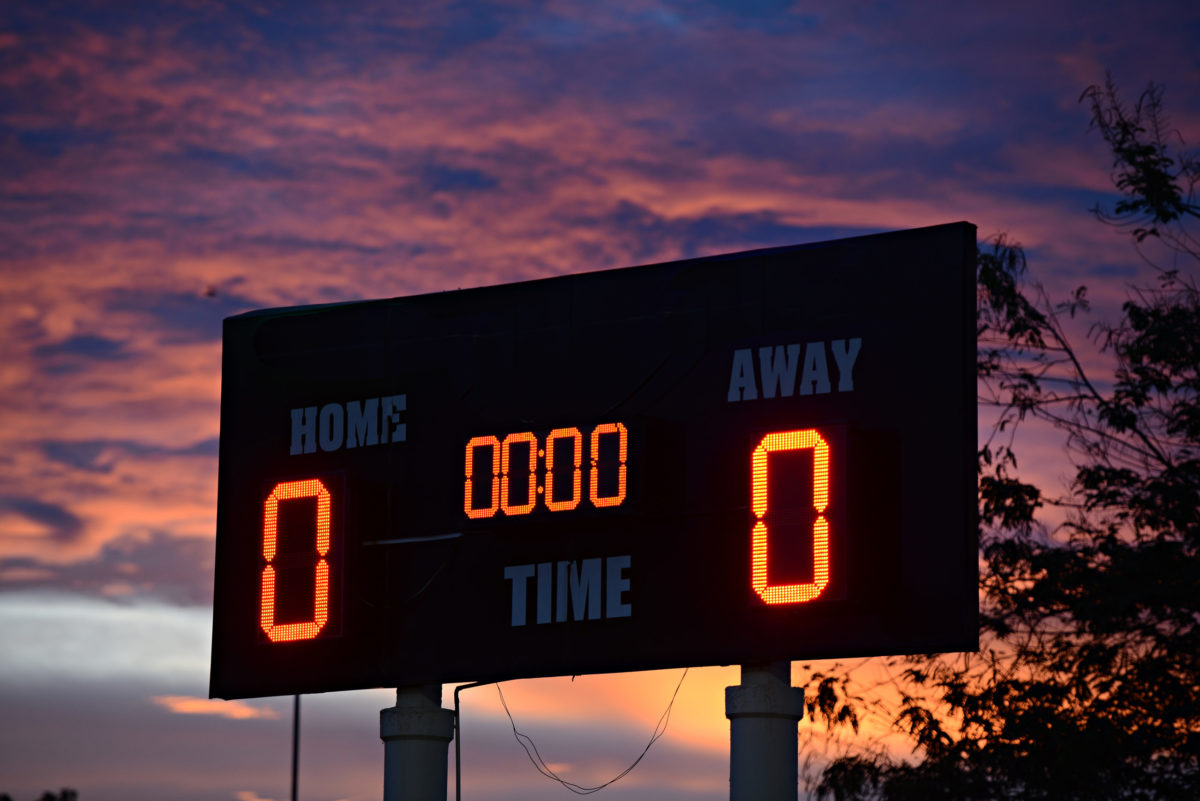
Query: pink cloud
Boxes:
[
  {"xmin": 152, "ymin": 694, "xmax": 279, "ymax": 720},
  {"xmin": 0, "ymin": 2, "xmax": 1196, "ymax": 796}
]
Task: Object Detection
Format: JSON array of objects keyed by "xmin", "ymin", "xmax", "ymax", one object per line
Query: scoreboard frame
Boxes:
[{"xmin": 210, "ymin": 222, "xmax": 978, "ymax": 700}]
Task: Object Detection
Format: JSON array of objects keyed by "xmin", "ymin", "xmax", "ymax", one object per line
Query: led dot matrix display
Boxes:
[{"xmin": 259, "ymin": 478, "xmax": 331, "ymax": 643}]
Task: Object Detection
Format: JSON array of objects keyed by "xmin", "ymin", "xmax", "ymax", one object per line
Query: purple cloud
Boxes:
[{"xmin": 0, "ymin": 1, "xmax": 1197, "ymax": 798}]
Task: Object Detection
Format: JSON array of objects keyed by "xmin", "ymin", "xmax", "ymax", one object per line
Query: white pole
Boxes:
[
  {"xmin": 726, "ymin": 662, "xmax": 804, "ymax": 801},
  {"xmin": 381, "ymin": 684, "xmax": 456, "ymax": 801}
]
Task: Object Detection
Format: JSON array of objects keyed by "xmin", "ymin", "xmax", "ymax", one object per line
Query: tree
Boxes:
[{"xmin": 815, "ymin": 78, "xmax": 1200, "ymax": 800}]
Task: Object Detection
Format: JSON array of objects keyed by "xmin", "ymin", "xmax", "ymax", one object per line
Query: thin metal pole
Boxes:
[
  {"xmin": 454, "ymin": 686, "xmax": 463, "ymax": 801},
  {"xmin": 291, "ymin": 694, "xmax": 300, "ymax": 801},
  {"xmin": 453, "ymin": 681, "xmax": 490, "ymax": 801}
]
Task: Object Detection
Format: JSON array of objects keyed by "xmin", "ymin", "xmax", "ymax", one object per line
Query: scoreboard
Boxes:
[{"xmin": 210, "ymin": 223, "xmax": 978, "ymax": 699}]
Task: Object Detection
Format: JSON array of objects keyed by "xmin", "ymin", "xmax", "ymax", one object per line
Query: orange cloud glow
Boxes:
[
  {"xmin": 2, "ymin": 2, "xmax": 1197, "ymax": 799},
  {"xmin": 152, "ymin": 694, "xmax": 279, "ymax": 721}
]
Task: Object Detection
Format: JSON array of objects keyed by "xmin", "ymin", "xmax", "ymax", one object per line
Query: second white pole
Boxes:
[{"xmin": 726, "ymin": 662, "xmax": 805, "ymax": 801}]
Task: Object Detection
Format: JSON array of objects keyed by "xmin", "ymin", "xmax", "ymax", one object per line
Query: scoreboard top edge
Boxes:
[{"xmin": 226, "ymin": 221, "xmax": 976, "ymax": 323}]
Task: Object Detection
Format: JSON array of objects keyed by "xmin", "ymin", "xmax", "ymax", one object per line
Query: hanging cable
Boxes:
[{"xmin": 495, "ymin": 668, "xmax": 689, "ymax": 795}]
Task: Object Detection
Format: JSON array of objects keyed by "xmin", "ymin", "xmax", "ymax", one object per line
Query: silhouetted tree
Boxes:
[{"xmin": 816, "ymin": 78, "xmax": 1200, "ymax": 800}]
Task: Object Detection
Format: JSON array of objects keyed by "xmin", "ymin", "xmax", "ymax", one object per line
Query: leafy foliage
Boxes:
[
  {"xmin": 1083, "ymin": 75, "xmax": 1199, "ymax": 242},
  {"xmin": 815, "ymin": 80, "xmax": 1200, "ymax": 800}
]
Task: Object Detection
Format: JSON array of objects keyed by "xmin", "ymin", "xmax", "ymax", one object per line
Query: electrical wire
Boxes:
[{"xmin": 495, "ymin": 668, "xmax": 689, "ymax": 795}]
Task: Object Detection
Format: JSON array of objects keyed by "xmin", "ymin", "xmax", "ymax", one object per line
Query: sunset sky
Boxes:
[{"xmin": 2, "ymin": 1, "xmax": 1199, "ymax": 800}]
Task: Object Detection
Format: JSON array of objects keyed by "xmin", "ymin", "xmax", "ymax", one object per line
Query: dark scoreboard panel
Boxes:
[{"xmin": 210, "ymin": 222, "xmax": 978, "ymax": 699}]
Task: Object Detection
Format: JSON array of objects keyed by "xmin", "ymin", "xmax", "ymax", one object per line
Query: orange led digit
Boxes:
[
  {"xmin": 500, "ymin": 431, "xmax": 538, "ymax": 515},
  {"xmin": 464, "ymin": 435, "xmax": 501, "ymax": 519},
  {"xmin": 463, "ymin": 422, "xmax": 628, "ymax": 517},
  {"xmin": 544, "ymin": 427, "xmax": 583, "ymax": 511},
  {"xmin": 589, "ymin": 422, "xmax": 628, "ymax": 508},
  {"xmin": 751, "ymin": 429, "xmax": 830, "ymax": 605},
  {"xmin": 260, "ymin": 478, "xmax": 331, "ymax": 642}
]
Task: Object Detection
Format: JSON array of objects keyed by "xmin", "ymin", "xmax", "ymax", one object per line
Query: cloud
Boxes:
[
  {"xmin": 101, "ymin": 286, "xmax": 259, "ymax": 344},
  {"xmin": 39, "ymin": 436, "xmax": 220, "ymax": 474},
  {"xmin": 556, "ymin": 199, "xmax": 879, "ymax": 263},
  {"xmin": 33, "ymin": 332, "xmax": 129, "ymax": 362},
  {"xmin": 0, "ymin": 429, "xmax": 220, "ymax": 569},
  {"xmin": 153, "ymin": 695, "xmax": 279, "ymax": 721},
  {"xmin": 0, "ymin": 591, "xmax": 211, "ymax": 682},
  {"xmin": 0, "ymin": 2, "xmax": 1197, "ymax": 798},
  {"xmin": 418, "ymin": 161, "xmax": 501, "ymax": 193},
  {"xmin": 0, "ymin": 661, "xmax": 736, "ymax": 801},
  {"xmin": 0, "ymin": 0, "xmax": 1189, "ymax": 597},
  {"xmin": 0, "ymin": 496, "xmax": 84, "ymax": 543},
  {"xmin": 0, "ymin": 674, "xmax": 297, "ymax": 801},
  {"xmin": 0, "ymin": 530, "xmax": 214, "ymax": 605}
]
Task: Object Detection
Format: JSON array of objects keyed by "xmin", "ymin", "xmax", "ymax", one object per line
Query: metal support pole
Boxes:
[
  {"xmin": 381, "ymin": 684, "xmax": 456, "ymax": 801},
  {"xmin": 726, "ymin": 662, "xmax": 804, "ymax": 801},
  {"xmin": 291, "ymin": 695, "xmax": 300, "ymax": 801}
]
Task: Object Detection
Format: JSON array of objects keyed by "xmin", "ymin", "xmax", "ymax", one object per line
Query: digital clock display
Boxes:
[
  {"xmin": 463, "ymin": 422, "xmax": 629, "ymax": 518},
  {"xmin": 210, "ymin": 223, "xmax": 978, "ymax": 700}
]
